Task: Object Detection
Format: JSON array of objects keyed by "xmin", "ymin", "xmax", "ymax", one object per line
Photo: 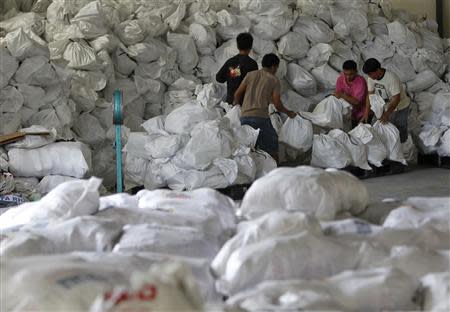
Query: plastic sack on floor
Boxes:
[
  {"xmin": 113, "ymin": 223, "xmax": 219, "ymax": 259},
  {"xmin": 8, "ymin": 142, "xmax": 92, "ymax": 178},
  {"xmin": 63, "ymin": 39, "xmax": 98, "ymax": 70},
  {"xmin": 240, "ymin": 166, "xmax": 368, "ymax": 220},
  {"xmin": 212, "ymin": 211, "xmax": 321, "ymax": 277},
  {"xmin": 286, "ymin": 63, "xmax": 317, "ymax": 97},
  {"xmin": 383, "ymin": 197, "xmax": 450, "ymax": 232},
  {"xmin": 299, "ymin": 43, "xmax": 334, "ymax": 70},
  {"xmin": 5, "ymin": 28, "xmax": 49, "ymax": 61},
  {"xmin": 300, "ymin": 96, "xmax": 351, "ymax": 129},
  {"xmin": 349, "ymin": 123, "xmax": 387, "ymax": 167},
  {"xmin": 1, "ymin": 216, "xmax": 122, "ymax": 258},
  {"xmin": 373, "ymin": 121, "xmax": 407, "ymax": 165},
  {"xmin": 329, "ymin": 129, "xmax": 371, "ymax": 170},
  {"xmin": 145, "ymin": 133, "xmax": 188, "ymax": 159},
  {"xmin": 328, "ymin": 267, "xmax": 418, "ymax": 311},
  {"xmin": 38, "ymin": 175, "xmax": 81, "ymax": 194},
  {"xmin": 252, "ymin": 12, "xmax": 297, "ymax": 41},
  {"xmin": 1, "ymin": 256, "xmax": 129, "ymax": 311},
  {"xmin": 311, "ymin": 134, "xmax": 352, "ymax": 169},
  {"xmin": 14, "ymin": 56, "xmax": 59, "ymax": 87},
  {"xmin": 216, "ymin": 231, "xmax": 360, "ymax": 296},
  {"xmin": 90, "ymin": 263, "xmax": 203, "ymax": 312},
  {"xmin": 0, "ymin": 177, "xmax": 101, "ymax": 229},
  {"xmin": 279, "ymin": 115, "xmax": 313, "ymax": 152}
]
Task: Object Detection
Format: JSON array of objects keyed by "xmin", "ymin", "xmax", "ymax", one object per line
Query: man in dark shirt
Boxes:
[{"xmin": 216, "ymin": 33, "xmax": 258, "ymax": 104}]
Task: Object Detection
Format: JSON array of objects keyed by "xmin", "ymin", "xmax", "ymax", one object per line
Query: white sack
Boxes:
[
  {"xmin": 293, "ymin": 16, "xmax": 335, "ymax": 44},
  {"xmin": 8, "ymin": 142, "xmax": 92, "ymax": 178},
  {"xmin": 329, "ymin": 129, "xmax": 371, "ymax": 170},
  {"xmin": 369, "ymin": 93, "xmax": 386, "ymax": 119},
  {"xmin": 113, "ymin": 223, "xmax": 219, "ymax": 259},
  {"xmin": 6, "ymin": 126, "xmax": 56, "ymax": 149},
  {"xmin": 286, "ymin": 63, "xmax": 317, "ymax": 97},
  {"xmin": 406, "ymin": 69, "xmax": 440, "ymax": 93},
  {"xmin": 38, "ymin": 175, "xmax": 81, "ymax": 194},
  {"xmin": 1, "ymin": 216, "xmax": 122, "ymax": 258},
  {"xmin": 216, "ymin": 232, "xmax": 360, "ymax": 296},
  {"xmin": 240, "ymin": 166, "xmax": 368, "ymax": 220},
  {"xmin": 300, "ymin": 96, "xmax": 350, "ymax": 129},
  {"xmin": 373, "ymin": 121, "xmax": 407, "ymax": 165},
  {"xmin": 167, "ymin": 32, "xmax": 199, "ymax": 73},
  {"xmin": 5, "ymin": 28, "xmax": 49, "ymax": 61},
  {"xmin": 212, "ymin": 211, "xmax": 321, "ymax": 277},
  {"xmin": 164, "ymin": 102, "xmax": 217, "ymax": 134},
  {"xmin": 0, "ymin": 48, "xmax": 18, "ymax": 88},
  {"xmin": 0, "ymin": 177, "xmax": 101, "ymax": 229},
  {"xmin": 311, "ymin": 134, "xmax": 352, "ymax": 169},
  {"xmin": 279, "ymin": 116, "xmax": 313, "ymax": 152},
  {"xmin": 349, "ymin": 123, "xmax": 388, "ymax": 167},
  {"xmin": 418, "ymin": 273, "xmax": 450, "ymax": 312},
  {"xmin": 311, "ymin": 64, "xmax": 340, "ymax": 91}
]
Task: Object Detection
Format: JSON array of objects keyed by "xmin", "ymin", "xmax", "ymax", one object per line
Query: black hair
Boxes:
[
  {"xmin": 262, "ymin": 53, "xmax": 280, "ymax": 68},
  {"xmin": 236, "ymin": 33, "xmax": 253, "ymax": 51},
  {"xmin": 343, "ymin": 60, "xmax": 357, "ymax": 71},
  {"xmin": 363, "ymin": 58, "xmax": 381, "ymax": 74}
]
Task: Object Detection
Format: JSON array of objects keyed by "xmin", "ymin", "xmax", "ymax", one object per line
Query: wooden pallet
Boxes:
[{"xmin": 418, "ymin": 153, "xmax": 450, "ymax": 169}]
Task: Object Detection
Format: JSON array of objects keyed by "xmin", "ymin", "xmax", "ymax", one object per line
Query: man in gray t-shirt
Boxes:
[{"xmin": 234, "ymin": 54, "xmax": 295, "ymax": 162}]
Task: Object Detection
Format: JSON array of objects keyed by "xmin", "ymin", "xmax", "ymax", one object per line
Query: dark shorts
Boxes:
[
  {"xmin": 240, "ymin": 116, "xmax": 278, "ymax": 154},
  {"xmin": 390, "ymin": 107, "xmax": 409, "ymax": 143}
]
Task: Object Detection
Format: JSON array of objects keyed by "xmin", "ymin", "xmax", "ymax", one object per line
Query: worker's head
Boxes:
[
  {"xmin": 342, "ymin": 60, "xmax": 358, "ymax": 83},
  {"xmin": 363, "ymin": 58, "xmax": 383, "ymax": 80},
  {"xmin": 262, "ymin": 53, "xmax": 280, "ymax": 74},
  {"xmin": 236, "ymin": 33, "xmax": 253, "ymax": 54}
]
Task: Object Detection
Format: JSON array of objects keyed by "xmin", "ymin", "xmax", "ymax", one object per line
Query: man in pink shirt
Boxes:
[{"xmin": 334, "ymin": 60, "xmax": 368, "ymax": 128}]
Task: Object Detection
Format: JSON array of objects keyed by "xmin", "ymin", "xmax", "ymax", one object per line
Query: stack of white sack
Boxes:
[
  {"xmin": 0, "ymin": 178, "xmax": 238, "ymax": 305},
  {"xmin": 2, "ymin": 257, "xmax": 204, "ymax": 311},
  {"xmin": 0, "ymin": 0, "xmax": 447, "ymax": 188},
  {"xmin": 122, "ymin": 93, "xmax": 277, "ymax": 191},
  {"xmin": 218, "ymin": 194, "xmax": 449, "ymax": 310},
  {"xmin": 414, "ymin": 92, "xmax": 450, "ymax": 156}
]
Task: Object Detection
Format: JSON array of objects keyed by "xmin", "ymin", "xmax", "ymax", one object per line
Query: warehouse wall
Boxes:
[{"xmin": 390, "ymin": 0, "xmax": 450, "ymax": 37}]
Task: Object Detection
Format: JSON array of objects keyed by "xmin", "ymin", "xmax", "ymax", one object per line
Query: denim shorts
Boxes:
[{"xmin": 240, "ymin": 116, "xmax": 278, "ymax": 154}]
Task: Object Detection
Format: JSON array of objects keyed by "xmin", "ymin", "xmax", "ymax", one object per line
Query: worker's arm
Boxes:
[
  {"xmin": 216, "ymin": 61, "xmax": 228, "ymax": 83},
  {"xmin": 380, "ymin": 94, "xmax": 401, "ymax": 123},
  {"xmin": 334, "ymin": 92, "xmax": 361, "ymax": 106},
  {"xmin": 272, "ymin": 90, "xmax": 296, "ymax": 118},
  {"xmin": 233, "ymin": 80, "xmax": 247, "ymax": 106}
]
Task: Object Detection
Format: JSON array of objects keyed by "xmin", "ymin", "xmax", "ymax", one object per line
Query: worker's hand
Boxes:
[
  {"xmin": 360, "ymin": 112, "xmax": 369, "ymax": 124},
  {"xmin": 333, "ymin": 92, "xmax": 344, "ymax": 99},
  {"xmin": 287, "ymin": 111, "xmax": 297, "ymax": 119},
  {"xmin": 380, "ymin": 111, "xmax": 391, "ymax": 124}
]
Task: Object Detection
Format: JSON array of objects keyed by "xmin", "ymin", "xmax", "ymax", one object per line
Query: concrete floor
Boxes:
[{"xmin": 358, "ymin": 166, "xmax": 450, "ymax": 224}]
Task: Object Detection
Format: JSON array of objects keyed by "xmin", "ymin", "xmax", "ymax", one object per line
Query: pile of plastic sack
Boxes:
[
  {"xmin": 1, "ymin": 168, "xmax": 448, "ymax": 311},
  {"xmin": 0, "ymin": 0, "xmax": 449, "ymax": 194}
]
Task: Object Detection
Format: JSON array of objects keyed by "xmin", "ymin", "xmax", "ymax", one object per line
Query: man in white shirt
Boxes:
[{"xmin": 362, "ymin": 58, "xmax": 411, "ymax": 143}]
